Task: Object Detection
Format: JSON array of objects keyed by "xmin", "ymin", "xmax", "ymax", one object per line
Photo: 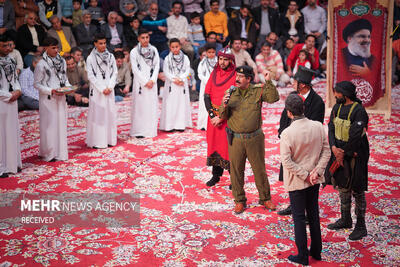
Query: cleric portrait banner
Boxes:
[{"xmin": 327, "ymin": 0, "xmax": 392, "ymax": 113}]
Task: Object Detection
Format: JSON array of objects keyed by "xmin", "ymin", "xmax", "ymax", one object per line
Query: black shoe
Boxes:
[
  {"xmin": 108, "ymin": 144, "xmax": 115, "ymax": 147},
  {"xmin": 309, "ymin": 250, "xmax": 321, "ymax": 261},
  {"xmin": 327, "ymin": 218, "xmax": 352, "ymax": 230},
  {"xmin": 277, "ymin": 205, "xmax": 292, "ymax": 216},
  {"xmin": 349, "ymin": 227, "xmax": 367, "ymax": 240},
  {"xmin": 136, "ymin": 136, "xmax": 144, "ymax": 139},
  {"xmin": 0, "ymin": 173, "xmax": 9, "ymax": 178},
  {"xmin": 206, "ymin": 176, "xmax": 220, "ymax": 187},
  {"xmin": 17, "ymin": 167, "xmax": 22, "ymax": 173},
  {"xmin": 49, "ymin": 158, "xmax": 57, "ymax": 162},
  {"xmin": 175, "ymin": 129, "xmax": 185, "ymax": 132},
  {"xmin": 288, "ymin": 255, "xmax": 308, "ymax": 266},
  {"xmin": 229, "ymin": 184, "xmax": 232, "ymax": 190}
]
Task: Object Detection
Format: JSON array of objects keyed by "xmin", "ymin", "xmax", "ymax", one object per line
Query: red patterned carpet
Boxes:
[{"xmin": 0, "ymin": 82, "xmax": 399, "ymax": 266}]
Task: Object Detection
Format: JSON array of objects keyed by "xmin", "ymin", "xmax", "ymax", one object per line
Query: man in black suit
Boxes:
[
  {"xmin": 277, "ymin": 65, "xmax": 325, "ymax": 216},
  {"xmin": 73, "ymin": 10, "xmax": 97, "ymax": 59},
  {"xmin": 228, "ymin": 4, "xmax": 257, "ymax": 54},
  {"xmin": 16, "ymin": 11, "xmax": 46, "ymax": 67},
  {"xmin": 252, "ymin": 0, "xmax": 282, "ymax": 52},
  {"xmin": 101, "ymin": 11, "xmax": 126, "ymax": 52}
]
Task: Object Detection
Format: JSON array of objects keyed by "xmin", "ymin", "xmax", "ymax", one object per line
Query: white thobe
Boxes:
[
  {"xmin": 130, "ymin": 45, "xmax": 160, "ymax": 138},
  {"xmin": 197, "ymin": 57, "xmax": 216, "ymax": 130},
  {"xmin": 0, "ymin": 58, "xmax": 22, "ymax": 175},
  {"xmin": 159, "ymin": 53, "xmax": 192, "ymax": 131},
  {"xmin": 34, "ymin": 55, "xmax": 70, "ymax": 161},
  {"xmin": 86, "ymin": 50, "xmax": 118, "ymax": 148}
]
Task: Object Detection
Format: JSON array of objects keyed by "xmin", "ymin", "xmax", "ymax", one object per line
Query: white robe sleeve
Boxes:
[
  {"xmin": 86, "ymin": 54, "xmax": 104, "ymax": 93},
  {"xmin": 163, "ymin": 55, "xmax": 175, "ymax": 81},
  {"xmin": 150, "ymin": 47, "xmax": 160, "ymax": 83},
  {"xmin": 0, "ymin": 74, "xmax": 12, "ymax": 101},
  {"xmin": 34, "ymin": 62, "xmax": 52, "ymax": 95},
  {"xmin": 177, "ymin": 56, "xmax": 190, "ymax": 81},
  {"xmin": 131, "ymin": 48, "xmax": 148, "ymax": 86},
  {"xmin": 107, "ymin": 55, "xmax": 117, "ymax": 89},
  {"xmin": 197, "ymin": 59, "xmax": 207, "ymax": 82}
]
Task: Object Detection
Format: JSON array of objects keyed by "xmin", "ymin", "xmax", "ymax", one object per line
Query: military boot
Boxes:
[
  {"xmin": 349, "ymin": 217, "xmax": 367, "ymax": 240},
  {"xmin": 327, "ymin": 217, "xmax": 352, "ymax": 230},
  {"xmin": 206, "ymin": 175, "xmax": 220, "ymax": 187}
]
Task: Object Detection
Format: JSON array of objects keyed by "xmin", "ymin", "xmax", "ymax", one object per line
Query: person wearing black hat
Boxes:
[
  {"xmin": 342, "ymin": 18, "xmax": 374, "ymax": 77},
  {"xmin": 324, "ymin": 81, "xmax": 370, "ymax": 241},
  {"xmin": 219, "ymin": 65, "xmax": 280, "ymax": 214},
  {"xmin": 277, "ymin": 65, "xmax": 325, "ymax": 216},
  {"xmin": 0, "ymin": 34, "xmax": 22, "ymax": 178}
]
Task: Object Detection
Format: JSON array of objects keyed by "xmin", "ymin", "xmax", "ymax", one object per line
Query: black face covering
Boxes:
[{"xmin": 336, "ymin": 97, "xmax": 346, "ymax": 104}]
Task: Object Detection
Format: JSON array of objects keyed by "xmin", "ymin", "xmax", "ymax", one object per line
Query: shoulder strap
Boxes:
[
  {"xmin": 336, "ymin": 104, "xmax": 343, "ymax": 117},
  {"xmin": 347, "ymin": 102, "xmax": 358, "ymax": 120}
]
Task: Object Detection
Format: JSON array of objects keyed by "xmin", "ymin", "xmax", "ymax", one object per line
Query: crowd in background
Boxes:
[{"xmin": 0, "ymin": 0, "xmax": 334, "ymax": 111}]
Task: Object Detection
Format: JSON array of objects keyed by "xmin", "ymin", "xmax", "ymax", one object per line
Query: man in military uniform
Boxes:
[
  {"xmin": 277, "ymin": 65, "xmax": 325, "ymax": 216},
  {"xmin": 325, "ymin": 81, "xmax": 369, "ymax": 241},
  {"xmin": 219, "ymin": 65, "xmax": 279, "ymax": 214}
]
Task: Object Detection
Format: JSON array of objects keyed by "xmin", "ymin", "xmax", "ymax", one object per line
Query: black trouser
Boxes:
[{"xmin": 289, "ymin": 184, "xmax": 322, "ymax": 259}]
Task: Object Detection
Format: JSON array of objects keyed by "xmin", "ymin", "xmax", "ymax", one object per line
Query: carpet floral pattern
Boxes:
[{"xmin": 0, "ymin": 82, "xmax": 399, "ymax": 266}]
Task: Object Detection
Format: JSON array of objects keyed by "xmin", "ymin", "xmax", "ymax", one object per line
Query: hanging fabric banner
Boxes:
[{"xmin": 327, "ymin": 0, "xmax": 393, "ymax": 118}]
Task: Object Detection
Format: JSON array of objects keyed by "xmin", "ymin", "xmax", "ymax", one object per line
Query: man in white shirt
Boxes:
[
  {"xmin": 301, "ymin": 0, "xmax": 326, "ymax": 52},
  {"xmin": 230, "ymin": 37, "xmax": 258, "ymax": 82},
  {"xmin": 166, "ymin": 1, "xmax": 194, "ymax": 62}
]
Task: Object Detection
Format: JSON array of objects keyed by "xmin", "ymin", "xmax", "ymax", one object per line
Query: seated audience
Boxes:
[
  {"xmin": 166, "ymin": 1, "xmax": 194, "ymax": 61},
  {"xmin": 87, "ymin": 0, "xmax": 105, "ymax": 26},
  {"xmin": 114, "ymin": 51, "xmax": 131, "ymax": 102},
  {"xmin": 188, "ymin": 12, "xmax": 206, "ymax": 58},
  {"xmin": 230, "ymin": 37, "xmax": 258, "ymax": 82},
  {"xmin": 8, "ymin": 39, "xmax": 23, "ymax": 75},
  {"xmin": 286, "ymin": 34, "xmax": 319, "ymax": 77},
  {"xmin": 47, "ymin": 15, "xmax": 77, "ymax": 57},
  {"xmin": 70, "ymin": 47, "xmax": 86, "ymax": 69},
  {"xmin": 142, "ymin": 3, "xmax": 168, "ymax": 53},
  {"xmin": 301, "ymin": 0, "xmax": 326, "ymax": 52},
  {"xmin": 281, "ymin": 0, "xmax": 305, "ymax": 44},
  {"xmin": 65, "ymin": 55, "xmax": 89, "ymax": 106},
  {"xmin": 256, "ymin": 41, "xmax": 290, "ymax": 87},
  {"xmin": 124, "ymin": 16, "xmax": 140, "ymax": 50},
  {"xmin": 18, "ymin": 55, "xmax": 41, "ymax": 111},
  {"xmin": 101, "ymin": 11, "xmax": 126, "ymax": 52},
  {"xmin": 281, "ymin": 37, "xmax": 296, "ymax": 70},
  {"xmin": 11, "ymin": 0, "xmax": 39, "ymax": 30},
  {"xmin": 72, "ymin": 0, "xmax": 83, "ymax": 27},
  {"xmin": 202, "ymin": 31, "xmax": 222, "ymax": 53},
  {"xmin": 228, "ymin": 4, "xmax": 256, "ymax": 52},
  {"xmin": 73, "ymin": 11, "xmax": 97, "ymax": 59},
  {"xmin": 119, "ymin": 0, "xmax": 138, "ymax": 25},
  {"xmin": 0, "ymin": 0, "xmax": 17, "ymax": 40},
  {"xmin": 38, "ymin": 0, "xmax": 62, "ymax": 29},
  {"xmin": 59, "ymin": 0, "xmax": 73, "ymax": 26},
  {"xmin": 204, "ymin": 0, "xmax": 228, "ymax": 45}
]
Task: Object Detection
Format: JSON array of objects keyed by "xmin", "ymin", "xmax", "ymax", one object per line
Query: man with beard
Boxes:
[
  {"xmin": 277, "ymin": 66, "xmax": 325, "ymax": 216},
  {"xmin": 342, "ymin": 19, "xmax": 374, "ymax": 77},
  {"xmin": 203, "ymin": 47, "xmax": 236, "ymax": 187},
  {"xmin": 219, "ymin": 65, "xmax": 279, "ymax": 214},
  {"xmin": 324, "ymin": 81, "xmax": 369, "ymax": 241}
]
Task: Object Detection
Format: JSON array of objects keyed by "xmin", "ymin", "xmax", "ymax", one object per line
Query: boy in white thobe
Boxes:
[
  {"xmin": 86, "ymin": 33, "xmax": 118, "ymax": 148},
  {"xmin": 34, "ymin": 37, "xmax": 71, "ymax": 162},
  {"xmin": 159, "ymin": 38, "xmax": 192, "ymax": 132},
  {"xmin": 130, "ymin": 28, "xmax": 160, "ymax": 138},
  {"xmin": 0, "ymin": 35, "xmax": 22, "ymax": 178},
  {"xmin": 197, "ymin": 43, "xmax": 217, "ymax": 130}
]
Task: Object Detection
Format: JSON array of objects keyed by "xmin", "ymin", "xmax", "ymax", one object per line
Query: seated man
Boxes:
[
  {"xmin": 141, "ymin": 2, "xmax": 168, "ymax": 53},
  {"xmin": 101, "ymin": 11, "xmax": 126, "ymax": 52},
  {"xmin": 47, "ymin": 15, "xmax": 77, "ymax": 57},
  {"xmin": 230, "ymin": 37, "xmax": 258, "ymax": 82},
  {"xmin": 114, "ymin": 51, "xmax": 131, "ymax": 102},
  {"xmin": 0, "ymin": 0, "xmax": 17, "ymax": 40},
  {"xmin": 65, "ymin": 56, "xmax": 89, "ymax": 106},
  {"xmin": 16, "ymin": 11, "xmax": 46, "ymax": 68},
  {"xmin": 204, "ymin": 0, "xmax": 228, "ymax": 45},
  {"xmin": 18, "ymin": 55, "xmax": 41, "ymax": 111},
  {"xmin": 73, "ymin": 10, "xmax": 97, "ymax": 59},
  {"xmin": 256, "ymin": 41, "xmax": 290, "ymax": 87},
  {"xmin": 286, "ymin": 34, "xmax": 319, "ymax": 77}
]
